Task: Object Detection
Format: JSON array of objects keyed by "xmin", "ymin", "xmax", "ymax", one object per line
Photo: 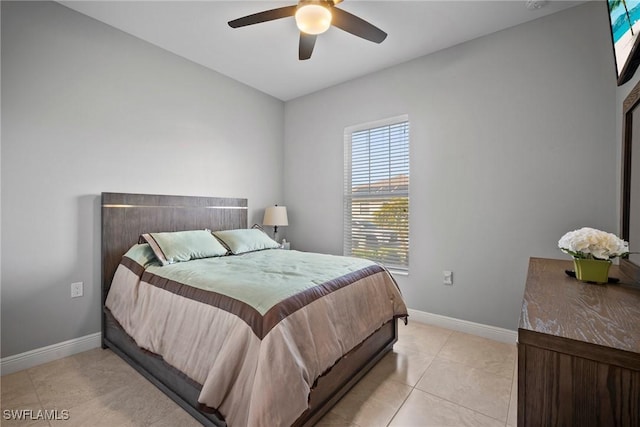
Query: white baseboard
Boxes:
[
  {"xmin": 1, "ymin": 333, "xmax": 102, "ymax": 376},
  {"xmin": 407, "ymin": 308, "xmax": 517, "ymax": 344}
]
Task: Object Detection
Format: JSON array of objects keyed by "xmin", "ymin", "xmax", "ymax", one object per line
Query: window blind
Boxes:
[{"xmin": 344, "ymin": 118, "xmax": 409, "ymax": 272}]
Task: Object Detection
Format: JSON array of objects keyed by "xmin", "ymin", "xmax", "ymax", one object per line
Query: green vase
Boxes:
[{"xmin": 573, "ymin": 258, "xmax": 611, "ymax": 284}]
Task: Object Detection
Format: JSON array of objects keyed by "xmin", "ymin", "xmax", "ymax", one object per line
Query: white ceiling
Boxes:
[{"xmin": 59, "ymin": 1, "xmax": 586, "ymax": 101}]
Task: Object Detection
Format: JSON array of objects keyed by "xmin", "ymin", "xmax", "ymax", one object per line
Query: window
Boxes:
[{"xmin": 344, "ymin": 116, "xmax": 409, "ymax": 272}]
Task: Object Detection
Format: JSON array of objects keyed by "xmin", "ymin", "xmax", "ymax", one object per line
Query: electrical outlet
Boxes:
[
  {"xmin": 71, "ymin": 282, "xmax": 83, "ymax": 298},
  {"xmin": 443, "ymin": 271, "xmax": 453, "ymax": 286}
]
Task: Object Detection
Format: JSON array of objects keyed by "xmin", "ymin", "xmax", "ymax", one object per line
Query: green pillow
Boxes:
[
  {"xmin": 141, "ymin": 230, "xmax": 228, "ymax": 266},
  {"xmin": 213, "ymin": 229, "xmax": 280, "ymax": 254},
  {"xmin": 124, "ymin": 243, "xmax": 162, "ymax": 268}
]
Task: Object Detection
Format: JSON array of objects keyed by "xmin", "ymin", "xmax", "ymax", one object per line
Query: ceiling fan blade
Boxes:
[
  {"xmin": 299, "ymin": 33, "xmax": 317, "ymax": 60},
  {"xmin": 228, "ymin": 5, "xmax": 297, "ymax": 28},
  {"xmin": 331, "ymin": 7, "xmax": 387, "ymax": 43}
]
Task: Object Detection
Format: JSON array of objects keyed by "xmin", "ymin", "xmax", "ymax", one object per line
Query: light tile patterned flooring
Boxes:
[{"xmin": 1, "ymin": 321, "xmax": 517, "ymax": 426}]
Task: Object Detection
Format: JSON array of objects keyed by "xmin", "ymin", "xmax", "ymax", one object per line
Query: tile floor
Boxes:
[{"xmin": 0, "ymin": 322, "xmax": 517, "ymax": 426}]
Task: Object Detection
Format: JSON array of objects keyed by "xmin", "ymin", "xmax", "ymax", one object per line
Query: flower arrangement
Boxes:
[{"xmin": 558, "ymin": 227, "xmax": 629, "ymax": 260}]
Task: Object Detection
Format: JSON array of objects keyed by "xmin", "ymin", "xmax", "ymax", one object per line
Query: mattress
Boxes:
[{"xmin": 106, "ymin": 245, "xmax": 408, "ymax": 426}]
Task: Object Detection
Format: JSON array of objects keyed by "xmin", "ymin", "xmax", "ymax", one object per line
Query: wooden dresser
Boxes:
[{"xmin": 518, "ymin": 257, "xmax": 640, "ymax": 427}]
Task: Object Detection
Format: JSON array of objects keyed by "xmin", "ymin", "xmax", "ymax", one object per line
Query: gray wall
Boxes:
[
  {"xmin": 1, "ymin": 1, "xmax": 284, "ymax": 357},
  {"xmin": 283, "ymin": 2, "xmax": 618, "ymax": 330}
]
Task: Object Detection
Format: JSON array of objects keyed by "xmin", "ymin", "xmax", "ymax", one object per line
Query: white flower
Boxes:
[{"xmin": 558, "ymin": 227, "xmax": 629, "ymax": 260}]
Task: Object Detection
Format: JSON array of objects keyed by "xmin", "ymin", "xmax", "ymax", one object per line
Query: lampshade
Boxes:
[
  {"xmin": 263, "ymin": 206, "xmax": 289, "ymax": 227},
  {"xmin": 295, "ymin": 4, "xmax": 332, "ymax": 35}
]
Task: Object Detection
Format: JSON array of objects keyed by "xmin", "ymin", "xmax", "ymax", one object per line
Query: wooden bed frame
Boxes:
[{"xmin": 101, "ymin": 192, "xmax": 399, "ymax": 426}]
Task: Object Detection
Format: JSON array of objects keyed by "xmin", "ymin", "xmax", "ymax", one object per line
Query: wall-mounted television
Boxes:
[{"xmin": 608, "ymin": 0, "xmax": 640, "ymax": 85}]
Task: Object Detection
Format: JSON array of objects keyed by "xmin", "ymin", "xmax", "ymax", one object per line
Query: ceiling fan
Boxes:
[{"xmin": 228, "ymin": 0, "xmax": 387, "ymax": 60}]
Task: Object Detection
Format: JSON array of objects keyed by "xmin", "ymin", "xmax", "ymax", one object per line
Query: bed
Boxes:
[{"xmin": 101, "ymin": 192, "xmax": 408, "ymax": 426}]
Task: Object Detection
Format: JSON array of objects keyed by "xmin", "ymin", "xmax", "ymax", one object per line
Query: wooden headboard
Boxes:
[{"xmin": 101, "ymin": 192, "xmax": 248, "ymax": 337}]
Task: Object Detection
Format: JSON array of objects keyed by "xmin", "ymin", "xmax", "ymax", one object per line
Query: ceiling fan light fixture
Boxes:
[{"xmin": 295, "ymin": 4, "xmax": 332, "ymax": 35}]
